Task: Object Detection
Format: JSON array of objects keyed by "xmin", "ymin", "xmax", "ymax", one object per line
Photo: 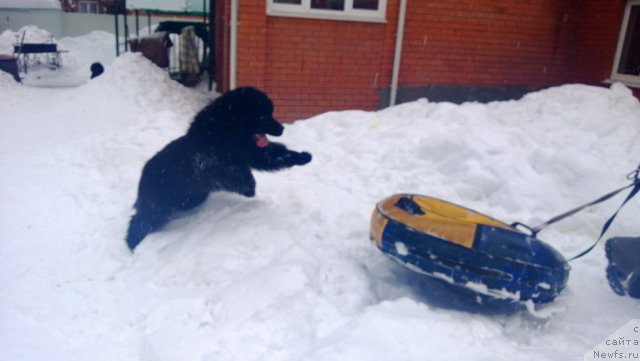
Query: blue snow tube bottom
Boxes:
[
  {"xmin": 370, "ymin": 194, "xmax": 571, "ymax": 304},
  {"xmin": 606, "ymin": 237, "xmax": 640, "ymax": 299}
]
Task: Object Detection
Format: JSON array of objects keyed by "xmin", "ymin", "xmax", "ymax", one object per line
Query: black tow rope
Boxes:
[{"xmin": 511, "ymin": 163, "xmax": 640, "ymax": 262}]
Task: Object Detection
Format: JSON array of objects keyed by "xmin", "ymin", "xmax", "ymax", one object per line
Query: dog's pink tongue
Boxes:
[{"xmin": 256, "ymin": 134, "xmax": 269, "ymax": 148}]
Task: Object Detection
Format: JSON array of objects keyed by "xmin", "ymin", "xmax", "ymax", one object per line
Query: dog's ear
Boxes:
[
  {"xmin": 187, "ymin": 87, "xmax": 277, "ymax": 137},
  {"xmin": 238, "ymin": 87, "xmax": 275, "ymax": 116},
  {"xmin": 189, "ymin": 90, "xmax": 245, "ymax": 131},
  {"xmin": 218, "ymin": 87, "xmax": 273, "ymax": 122}
]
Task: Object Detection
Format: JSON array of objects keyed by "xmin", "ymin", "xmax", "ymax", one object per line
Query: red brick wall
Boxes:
[
  {"xmin": 399, "ymin": 0, "xmax": 571, "ymax": 87},
  {"xmin": 262, "ymin": 18, "xmax": 390, "ymax": 121},
  {"xmin": 224, "ymin": 0, "xmax": 632, "ymax": 122},
  {"xmin": 236, "ymin": 0, "xmax": 399, "ymax": 122},
  {"xmin": 215, "ymin": 0, "xmax": 231, "ymax": 93},
  {"xmin": 237, "ymin": 0, "xmax": 269, "ymax": 91},
  {"xmin": 567, "ymin": 0, "xmax": 626, "ymax": 85}
]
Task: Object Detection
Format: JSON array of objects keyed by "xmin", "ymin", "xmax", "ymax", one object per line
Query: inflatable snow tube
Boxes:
[
  {"xmin": 606, "ymin": 237, "xmax": 640, "ymax": 299},
  {"xmin": 370, "ymin": 194, "xmax": 570, "ymax": 304}
]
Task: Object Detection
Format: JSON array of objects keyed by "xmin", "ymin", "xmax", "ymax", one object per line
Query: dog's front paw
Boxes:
[
  {"xmin": 242, "ymin": 181, "xmax": 256, "ymax": 197},
  {"xmin": 296, "ymin": 152, "xmax": 312, "ymax": 166}
]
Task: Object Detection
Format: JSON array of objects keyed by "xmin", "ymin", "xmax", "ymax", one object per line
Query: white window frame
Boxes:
[
  {"xmin": 79, "ymin": 1, "xmax": 99, "ymax": 14},
  {"xmin": 611, "ymin": 0, "xmax": 640, "ymax": 87},
  {"xmin": 267, "ymin": 0, "xmax": 387, "ymax": 23}
]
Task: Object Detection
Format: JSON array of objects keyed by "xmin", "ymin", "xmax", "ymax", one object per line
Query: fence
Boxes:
[{"xmin": 0, "ymin": 9, "xmax": 195, "ymax": 40}]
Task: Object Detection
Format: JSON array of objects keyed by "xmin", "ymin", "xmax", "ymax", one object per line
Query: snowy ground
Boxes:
[{"xmin": 1, "ymin": 28, "xmax": 639, "ymax": 361}]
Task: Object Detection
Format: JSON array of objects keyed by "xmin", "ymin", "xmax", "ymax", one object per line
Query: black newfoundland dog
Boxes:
[{"xmin": 126, "ymin": 87, "xmax": 312, "ymax": 251}]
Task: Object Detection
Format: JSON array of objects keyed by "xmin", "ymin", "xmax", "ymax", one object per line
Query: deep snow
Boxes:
[
  {"xmin": 0, "ymin": 27, "xmax": 116, "ymax": 87},
  {"xmin": 0, "ymin": 28, "xmax": 639, "ymax": 361}
]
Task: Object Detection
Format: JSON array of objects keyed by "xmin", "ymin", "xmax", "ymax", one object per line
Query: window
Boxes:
[
  {"xmin": 267, "ymin": 0, "xmax": 386, "ymax": 23},
  {"xmin": 612, "ymin": 0, "xmax": 640, "ymax": 87},
  {"xmin": 79, "ymin": 1, "xmax": 99, "ymax": 13}
]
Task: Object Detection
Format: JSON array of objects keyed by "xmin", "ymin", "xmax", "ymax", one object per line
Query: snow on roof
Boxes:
[{"xmin": 0, "ymin": 0, "xmax": 61, "ymax": 9}]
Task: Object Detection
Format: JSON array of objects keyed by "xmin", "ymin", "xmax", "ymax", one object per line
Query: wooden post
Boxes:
[
  {"xmin": 114, "ymin": 0, "xmax": 120, "ymax": 56},
  {"xmin": 123, "ymin": 0, "xmax": 129, "ymax": 51},
  {"xmin": 135, "ymin": 9, "xmax": 139, "ymax": 37}
]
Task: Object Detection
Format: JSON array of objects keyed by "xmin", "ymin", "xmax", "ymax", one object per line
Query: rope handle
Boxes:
[
  {"xmin": 511, "ymin": 163, "xmax": 640, "ymax": 261},
  {"xmin": 626, "ymin": 163, "xmax": 640, "ymax": 183},
  {"xmin": 510, "ymin": 222, "xmax": 539, "ymax": 237},
  {"xmin": 569, "ymin": 164, "xmax": 639, "ymax": 261}
]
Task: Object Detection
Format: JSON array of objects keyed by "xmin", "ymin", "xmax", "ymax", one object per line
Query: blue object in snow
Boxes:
[
  {"xmin": 606, "ymin": 237, "xmax": 640, "ymax": 299},
  {"xmin": 370, "ymin": 194, "xmax": 570, "ymax": 304}
]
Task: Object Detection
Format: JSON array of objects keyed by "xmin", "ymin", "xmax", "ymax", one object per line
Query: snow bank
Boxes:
[
  {"xmin": 0, "ymin": 30, "xmax": 15, "ymax": 54},
  {"xmin": 0, "ymin": 30, "xmax": 639, "ymax": 361},
  {"xmin": 1, "ymin": 26, "xmax": 117, "ymax": 86},
  {"xmin": 0, "ymin": 26, "xmax": 55, "ymax": 55},
  {"xmin": 57, "ymin": 30, "xmax": 118, "ymax": 73},
  {"xmin": 0, "ymin": 70, "xmax": 18, "ymax": 88}
]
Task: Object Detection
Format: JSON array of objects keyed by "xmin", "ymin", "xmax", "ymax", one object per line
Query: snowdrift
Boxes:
[{"xmin": 1, "ymin": 30, "xmax": 639, "ymax": 361}]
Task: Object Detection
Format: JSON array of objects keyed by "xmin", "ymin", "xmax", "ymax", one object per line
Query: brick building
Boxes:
[{"xmin": 212, "ymin": 0, "xmax": 639, "ymax": 122}]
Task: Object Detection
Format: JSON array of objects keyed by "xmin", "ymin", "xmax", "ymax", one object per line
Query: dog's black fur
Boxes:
[
  {"xmin": 126, "ymin": 87, "xmax": 312, "ymax": 251},
  {"xmin": 90, "ymin": 62, "xmax": 104, "ymax": 79}
]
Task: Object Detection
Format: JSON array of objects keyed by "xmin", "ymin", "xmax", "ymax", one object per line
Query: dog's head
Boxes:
[{"xmin": 189, "ymin": 87, "xmax": 283, "ymax": 148}]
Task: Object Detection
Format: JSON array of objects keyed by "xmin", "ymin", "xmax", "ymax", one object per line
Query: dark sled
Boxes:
[
  {"xmin": 370, "ymin": 194, "xmax": 570, "ymax": 304},
  {"xmin": 606, "ymin": 237, "xmax": 640, "ymax": 299}
]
